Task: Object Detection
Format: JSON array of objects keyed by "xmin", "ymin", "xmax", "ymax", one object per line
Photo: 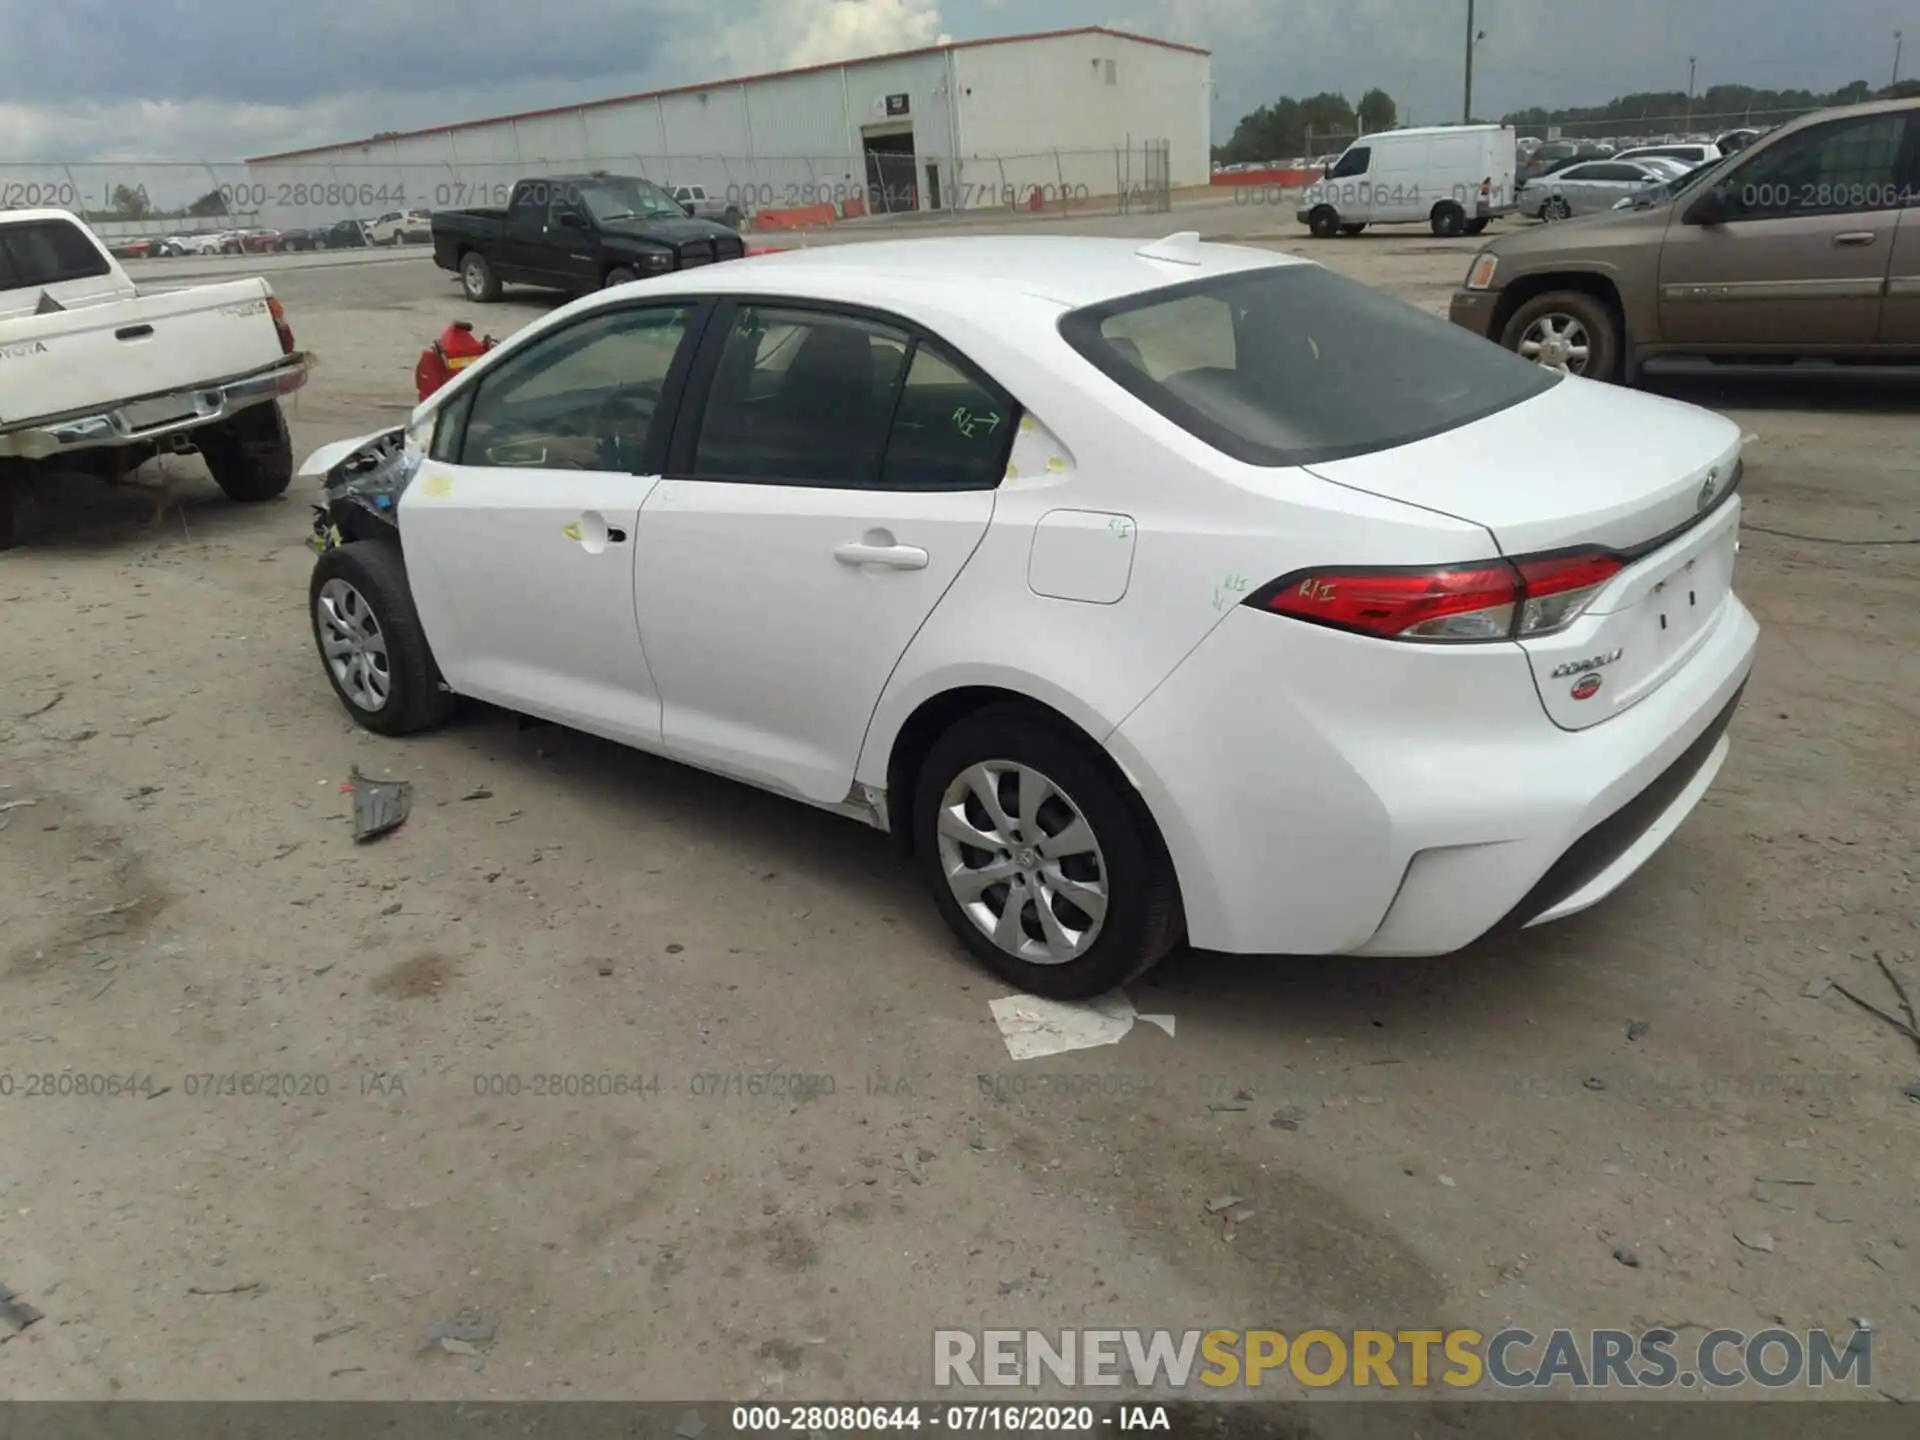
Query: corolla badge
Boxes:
[
  {"xmin": 1550, "ymin": 649, "xmax": 1623, "ymax": 679},
  {"xmin": 1697, "ymin": 467, "xmax": 1721, "ymax": 512}
]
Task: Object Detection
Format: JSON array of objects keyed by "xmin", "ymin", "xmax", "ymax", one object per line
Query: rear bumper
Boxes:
[
  {"xmin": 0, "ymin": 355, "xmax": 310, "ymax": 461},
  {"xmin": 1105, "ymin": 592, "xmax": 1757, "ymax": 957}
]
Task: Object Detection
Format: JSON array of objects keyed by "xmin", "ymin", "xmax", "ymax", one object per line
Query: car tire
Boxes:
[
  {"xmin": 1499, "ymin": 289, "xmax": 1622, "ymax": 383},
  {"xmin": 1338, "ymin": 222, "xmax": 1367, "ymax": 236},
  {"xmin": 309, "ymin": 541, "xmax": 458, "ymax": 736},
  {"xmin": 1541, "ymin": 197, "xmax": 1572, "ymax": 221},
  {"xmin": 604, "ymin": 266, "xmax": 639, "ymax": 289},
  {"xmin": 913, "ymin": 703, "xmax": 1183, "ymax": 1000},
  {"xmin": 198, "ymin": 402, "xmax": 293, "ymax": 502},
  {"xmin": 461, "ymin": 251, "xmax": 501, "ymax": 302},
  {"xmin": 1307, "ymin": 206, "xmax": 1340, "ymax": 238},
  {"xmin": 1430, "ymin": 201, "xmax": 1467, "ymax": 237}
]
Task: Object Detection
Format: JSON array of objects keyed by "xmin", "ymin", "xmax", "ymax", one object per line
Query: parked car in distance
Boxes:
[
  {"xmin": 1518, "ymin": 157, "xmax": 1692, "ymax": 220},
  {"xmin": 320, "ymin": 218, "xmax": 373, "ymax": 250},
  {"xmin": 0, "ymin": 208, "xmax": 309, "ymax": 547},
  {"xmin": 153, "ymin": 232, "xmax": 226, "ymax": 257},
  {"xmin": 1610, "ymin": 157, "xmax": 1729, "ymax": 211},
  {"xmin": 669, "ymin": 184, "xmax": 744, "ymax": 228},
  {"xmin": 1298, "ymin": 124, "xmax": 1518, "ymax": 237},
  {"xmin": 431, "ymin": 173, "xmax": 748, "ymax": 302},
  {"xmin": 1451, "ymin": 98, "xmax": 1920, "ymax": 383},
  {"xmin": 368, "ymin": 209, "xmax": 433, "ymax": 246},
  {"xmin": 241, "ymin": 229, "xmax": 283, "ymax": 253},
  {"xmin": 1715, "ymin": 128, "xmax": 1761, "ymax": 153},
  {"xmin": 278, "ymin": 227, "xmax": 321, "ymax": 252},
  {"xmin": 301, "ymin": 230, "xmax": 1756, "ymax": 999},
  {"xmin": 1615, "ymin": 142, "xmax": 1722, "ymax": 167},
  {"xmin": 105, "ymin": 237, "xmax": 154, "ymax": 260}
]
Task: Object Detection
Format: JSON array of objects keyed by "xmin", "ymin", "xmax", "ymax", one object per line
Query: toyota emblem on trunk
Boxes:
[{"xmin": 1697, "ymin": 468, "xmax": 1720, "ymax": 511}]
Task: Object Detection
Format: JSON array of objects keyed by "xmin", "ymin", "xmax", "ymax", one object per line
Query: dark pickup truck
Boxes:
[{"xmin": 432, "ymin": 173, "xmax": 748, "ymax": 303}]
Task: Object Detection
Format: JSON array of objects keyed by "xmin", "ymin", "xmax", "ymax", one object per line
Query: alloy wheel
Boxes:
[
  {"xmin": 316, "ymin": 578, "xmax": 392, "ymax": 711},
  {"xmin": 936, "ymin": 760, "xmax": 1109, "ymax": 965},
  {"xmin": 1517, "ymin": 313, "xmax": 1592, "ymax": 375}
]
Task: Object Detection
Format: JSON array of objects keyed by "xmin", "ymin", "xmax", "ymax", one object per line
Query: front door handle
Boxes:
[
  {"xmin": 1833, "ymin": 231, "xmax": 1877, "ymax": 247},
  {"xmin": 835, "ymin": 540, "xmax": 929, "ymax": 570}
]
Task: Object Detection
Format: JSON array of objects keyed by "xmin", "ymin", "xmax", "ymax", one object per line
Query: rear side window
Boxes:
[
  {"xmin": 0, "ymin": 219, "xmax": 111, "ymax": 289},
  {"xmin": 1060, "ymin": 264, "xmax": 1560, "ymax": 468},
  {"xmin": 691, "ymin": 307, "xmax": 912, "ymax": 484}
]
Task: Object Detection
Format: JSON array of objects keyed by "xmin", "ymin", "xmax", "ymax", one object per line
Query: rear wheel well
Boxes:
[
  {"xmin": 883, "ymin": 688, "xmax": 1158, "ymax": 856},
  {"xmin": 1491, "ymin": 273, "xmax": 1625, "ymax": 348}
]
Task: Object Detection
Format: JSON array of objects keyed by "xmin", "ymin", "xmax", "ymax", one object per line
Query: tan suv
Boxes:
[{"xmin": 1450, "ymin": 98, "xmax": 1920, "ymax": 382}]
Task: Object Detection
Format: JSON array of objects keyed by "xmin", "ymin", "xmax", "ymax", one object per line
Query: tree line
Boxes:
[
  {"xmin": 82, "ymin": 185, "xmax": 232, "ymax": 224},
  {"xmin": 1215, "ymin": 90, "xmax": 1397, "ymax": 164},
  {"xmin": 1216, "ymin": 77, "xmax": 1920, "ymax": 164}
]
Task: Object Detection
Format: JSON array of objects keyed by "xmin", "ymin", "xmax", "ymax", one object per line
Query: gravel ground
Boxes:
[{"xmin": 0, "ymin": 205, "xmax": 1914, "ymax": 1411}]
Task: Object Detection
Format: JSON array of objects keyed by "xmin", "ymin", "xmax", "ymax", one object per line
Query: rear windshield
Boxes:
[
  {"xmin": 0, "ymin": 219, "xmax": 112, "ymax": 291},
  {"xmin": 1058, "ymin": 264, "xmax": 1559, "ymax": 467}
]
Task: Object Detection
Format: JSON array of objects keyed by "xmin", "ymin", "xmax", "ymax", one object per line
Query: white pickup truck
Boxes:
[{"xmin": 0, "ymin": 208, "xmax": 310, "ymax": 547}]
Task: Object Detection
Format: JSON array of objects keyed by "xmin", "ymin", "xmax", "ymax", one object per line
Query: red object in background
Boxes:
[{"xmin": 415, "ymin": 320, "xmax": 497, "ymax": 401}]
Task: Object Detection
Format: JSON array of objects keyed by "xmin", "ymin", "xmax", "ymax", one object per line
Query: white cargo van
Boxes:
[{"xmin": 1296, "ymin": 124, "xmax": 1518, "ymax": 238}]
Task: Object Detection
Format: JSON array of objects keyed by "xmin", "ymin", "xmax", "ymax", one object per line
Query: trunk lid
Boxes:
[
  {"xmin": 1302, "ymin": 375, "xmax": 1743, "ymax": 556},
  {"xmin": 0, "ymin": 278, "xmax": 288, "ymax": 429},
  {"xmin": 1305, "ymin": 376, "xmax": 1746, "ymax": 731}
]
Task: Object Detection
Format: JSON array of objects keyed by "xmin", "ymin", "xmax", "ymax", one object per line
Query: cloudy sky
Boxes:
[{"xmin": 0, "ymin": 0, "xmax": 1910, "ymax": 166}]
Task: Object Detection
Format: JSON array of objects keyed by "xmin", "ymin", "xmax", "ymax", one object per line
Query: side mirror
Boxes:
[
  {"xmin": 558, "ymin": 210, "xmax": 588, "ymax": 230},
  {"xmin": 1685, "ymin": 188, "xmax": 1727, "ymax": 227},
  {"xmin": 679, "ymin": 200, "xmax": 695, "ymax": 216},
  {"xmin": 1321, "ymin": 164, "xmax": 1334, "ymax": 180}
]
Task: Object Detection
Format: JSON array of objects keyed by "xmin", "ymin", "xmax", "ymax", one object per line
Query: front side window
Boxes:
[
  {"xmin": 1060, "ymin": 264, "xmax": 1559, "ymax": 468},
  {"xmin": 459, "ymin": 305, "xmax": 693, "ymax": 472},
  {"xmin": 1328, "ymin": 147, "xmax": 1371, "ymax": 179},
  {"xmin": 0, "ymin": 220, "xmax": 111, "ymax": 288},
  {"xmin": 690, "ymin": 306, "xmax": 912, "ymax": 485},
  {"xmin": 1722, "ymin": 114, "xmax": 1910, "ymax": 218}
]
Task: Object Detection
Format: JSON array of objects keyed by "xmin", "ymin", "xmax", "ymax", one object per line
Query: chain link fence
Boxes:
[{"xmin": 1, "ymin": 145, "xmax": 1174, "ymax": 241}]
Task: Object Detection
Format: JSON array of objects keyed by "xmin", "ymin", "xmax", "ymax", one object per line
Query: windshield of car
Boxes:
[
  {"xmin": 1059, "ymin": 263, "xmax": 1560, "ymax": 468},
  {"xmin": 576, "ymin": 177, "xmax": 688, "ymax": 222}
]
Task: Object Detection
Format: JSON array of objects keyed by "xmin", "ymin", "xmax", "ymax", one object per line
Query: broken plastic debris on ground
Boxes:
[
  {"xmin": 345, "ymin": 768, "xmax": 412, "ymax": 842},
  {"xmin": 988, "ymin": 990, "xmax": 1175, "ymax": 1061}
]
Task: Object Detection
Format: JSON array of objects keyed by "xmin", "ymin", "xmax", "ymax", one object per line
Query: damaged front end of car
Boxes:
[{"xmin": 303, "ymin": 426, "xmax": 418, "ymax": 555}]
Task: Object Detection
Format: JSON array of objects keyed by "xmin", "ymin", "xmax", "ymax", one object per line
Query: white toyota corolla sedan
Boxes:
[{"xmin": 302, "ymin": 232, "xmax": 1757, "ymax": 999}]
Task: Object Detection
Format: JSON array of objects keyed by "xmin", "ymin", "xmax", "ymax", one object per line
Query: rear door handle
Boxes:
[
  {"xmin": 1832, "ymin": 231, "xmax": 1876, "ymax": 247},
  {"xmin": 835, "ymin": 541, "xmax": 928, "ymax": 570}
]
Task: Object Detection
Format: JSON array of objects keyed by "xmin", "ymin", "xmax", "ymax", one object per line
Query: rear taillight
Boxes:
[
  {"xmin": 1511, "ymin": 552, "xmax": 1624, "ymax": 635},
  {"xmin": 1250, "ymin": 549, "xmax": 1623, "ymax": 643},
  {"xmin": 267, "ymin": 295, "xmax": 295, "ymax": 355}
]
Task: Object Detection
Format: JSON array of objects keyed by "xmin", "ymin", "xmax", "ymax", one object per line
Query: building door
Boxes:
[
  {"xmin": 927, "ymin": 162, "xmax": 942, "ymax": 211},
  {"xmin": 862, "ymin": 124, "xmax": 918, "ymax": 214}
]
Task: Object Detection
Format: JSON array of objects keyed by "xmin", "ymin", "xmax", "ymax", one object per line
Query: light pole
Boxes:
[
  {"xmin": 1895, "ymin": 31, "xmax": 1905, "ymax": 87},
  {"xmin": 1464, "ymin": 0, "xmax": 1476, "ymax": 123},
  {"xmin": 1685, "ymin": 56, "xmax": 1697, "ymax": 129}
]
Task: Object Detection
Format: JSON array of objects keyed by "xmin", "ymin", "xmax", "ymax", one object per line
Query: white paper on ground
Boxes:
[{"xmin": 989, "ymin": 991, "xmax": 1176, "ymax": 1061}]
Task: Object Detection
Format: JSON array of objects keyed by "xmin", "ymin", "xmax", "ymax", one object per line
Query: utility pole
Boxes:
[
  {"xmin": 1463, "ymin": 0, "xmax": 1476, "ymax": 124},
  {"xmin": 1895, "ymin": 31, "xmax": 1905, "ymax": 88},
  {"xmin": 1685, "ymin": 56, "xmax": 1697, "ymax": 129}
]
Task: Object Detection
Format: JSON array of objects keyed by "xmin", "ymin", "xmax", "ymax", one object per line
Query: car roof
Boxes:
[
  {"xmin": 648, "ymin": 234, "xmax": 1303, "ymax": 309},
  {"xmin": 1357, "ymin": 124, "xmax": 1508, "ymax": 140}
]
